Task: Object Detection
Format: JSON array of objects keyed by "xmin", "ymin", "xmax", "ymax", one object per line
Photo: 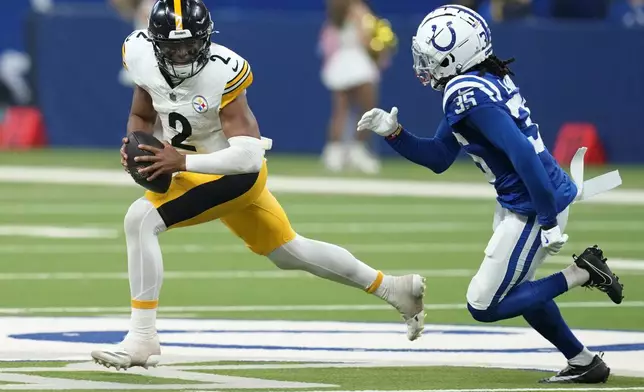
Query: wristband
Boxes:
[{"xmin": 385, "ymin": 125, "xmax": 403, "ymax": 140}]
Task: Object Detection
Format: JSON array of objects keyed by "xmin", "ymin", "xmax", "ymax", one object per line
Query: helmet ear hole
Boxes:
[{"xmin": 441, "ymin": 58, "xmax": 450, "ymax": 67}]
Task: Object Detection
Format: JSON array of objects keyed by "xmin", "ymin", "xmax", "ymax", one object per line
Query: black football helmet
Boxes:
[{"xmin": 148, "ymin": 0, "xmax": 213, "ymax": 79}]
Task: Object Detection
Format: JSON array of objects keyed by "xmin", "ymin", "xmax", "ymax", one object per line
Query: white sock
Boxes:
[
  {"xmin": 373, "ymin": 275, "xmax": 394, "ymax": 300},
  {"xmin": 267, "ymin": 234, "xmax": 380, "ymax": 290},
  {"xmin": 130, "ymin": 308, "xmax": 157, "ymax": 339},
  {"xmin": 568, "ymin": 347, "xmax": 595, "ymax": 366},
  {"xmin": 561, "ymin": 264, "xmax": 590, "ymax": 290}
]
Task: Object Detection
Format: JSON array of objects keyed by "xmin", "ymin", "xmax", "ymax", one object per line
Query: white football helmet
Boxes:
[{"xmin": 412, "ymin": 5, "xmax": 493, "ymax": 90}]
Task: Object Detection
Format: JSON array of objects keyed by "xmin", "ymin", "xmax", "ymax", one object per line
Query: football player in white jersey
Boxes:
[{"xmin": 90, "ymin": 0, "xmax": 426, "ymax": 370}]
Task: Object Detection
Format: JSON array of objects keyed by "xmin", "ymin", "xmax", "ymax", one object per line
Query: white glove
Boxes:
[
  {"xmin": 357, "ymin": 107, "xmax": 400, "ymax": 137},
  {"xmin": 540, "ymin": 225, "xmax": 569, "ymax": 256}
]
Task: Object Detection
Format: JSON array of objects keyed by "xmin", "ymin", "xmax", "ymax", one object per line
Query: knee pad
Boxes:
[
  {"xmin": 466, "ymin": 276, "xmax": 495, "ymax": 313},
  {"xmin": 124, "ymin": 197, "xmax": 166, "ymax": 237}
]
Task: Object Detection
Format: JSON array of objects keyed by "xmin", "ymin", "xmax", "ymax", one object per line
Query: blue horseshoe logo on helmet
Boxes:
[{"xmin": 431, "ymin": 22, "xmax": 457, "ymax": 52}]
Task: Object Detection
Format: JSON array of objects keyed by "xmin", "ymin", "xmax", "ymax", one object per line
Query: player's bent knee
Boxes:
[
  {"xmin": 124, "ymin": 198, "xmax": 166, "ymax": 237},
  {"xmin": 266, "ymin": 240, "xmax": 301, "ymax": 270},
  {"xmin": 466, "ymin": 280, "xmax": 501, "ymax": 323},
  {"xmin": 467, "ymin": 303, "xmax": 499, "ymax": 323},
  {"xmin": 466, "ymin": 280, "xmax": 495, "ymax": 314}
]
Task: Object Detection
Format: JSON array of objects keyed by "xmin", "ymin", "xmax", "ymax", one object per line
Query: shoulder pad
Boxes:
[
  {"xmin": 122, "ymin": 30, "xmax": 153, "ymax": 82},
  {"xmin": 211, "ymin": 45, "xmax": 254, "ymax": 109},
  {"xmin": 442, "ymin": 74, "xmax": 503, "ymax": 125}
]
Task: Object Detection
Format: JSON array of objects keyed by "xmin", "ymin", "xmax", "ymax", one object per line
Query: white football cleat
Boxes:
[
  {"xmin": 91, "ymin": 334, "xmax": 161, "ymax": 370},
  {"xmin": 382, "ymin": 274, "xmax": 426, "ymax": 341}
]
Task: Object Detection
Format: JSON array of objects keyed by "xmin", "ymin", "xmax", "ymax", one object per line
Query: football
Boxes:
[{"xmin": 124, "ymin": 131, "xmax": 172, "ymax": 194}]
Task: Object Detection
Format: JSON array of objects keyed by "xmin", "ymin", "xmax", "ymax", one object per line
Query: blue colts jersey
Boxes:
[{"xmin": 442, "ymin": 71, "xmax": 577, "ymax": 220}]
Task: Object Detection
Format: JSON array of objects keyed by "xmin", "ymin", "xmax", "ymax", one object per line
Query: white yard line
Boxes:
[
  {"xmin": 1, "ymin": 242, "xmax": 643, "ymax": 254},
  {"xmin": 271, "ymin": 389, "xmax": 644, "ymax": 392},
  {"xmin": 190, "ymin": 221, "xmax": 642, "ymax": 234},
  {"xmin": 0, "ymin": 225, "xmax": 117, "ymax": 239},
  {"xmin": 0, "ymin": 242, "xmax": 482, "ymax": 254},
  {"xmin": 0, "ymin": 301, "xmax": 641, "ymax": 314},
  {"xmin": 0, "ymin": 269, "xmax": 477, "ymax": 281},
  {"xmin": 3, "ymin": 263, "xmax": 644, "ymax": 281},
  {"xmin": 0, "ymin": 202, "xmax": 493, "ymax": 216},
  {"xmin": 549, "ymin": 256, "xmax": 644, "ymax": 271},
  {"xmin": 0, "ymin": 221, "xmax": 640, "ymax": 238},
  {"xmin": 0, "ymin": 166, "xmax": 642, "ymax": 205}
]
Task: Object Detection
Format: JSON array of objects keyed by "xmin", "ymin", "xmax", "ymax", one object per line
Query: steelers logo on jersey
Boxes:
[{"xmin": 192, "ymin": 95, "xmax": 209, "ymax": 114}]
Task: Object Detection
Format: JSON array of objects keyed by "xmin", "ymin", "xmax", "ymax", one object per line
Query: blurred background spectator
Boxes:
[
  {"xmin": 550, "ymin": 0, "xmax": 610, "ymax": 19},
  {"xmin": 110, "ymin": 0, "xmax": 156, "ymax": 29},
  {"xmin": 110, "ymin": 0, "xmax": 156, "ymax": 86},
  {"xmin": 609, "ymin": 0, "xmax": 644, "ymax": 27},
  {"xmin": 319, "ymin": 0, "xmax": 395, "ymax": 174},
  {"xmin": 475, "ymin": 0, "xmax": 534, "ymax": 22}
]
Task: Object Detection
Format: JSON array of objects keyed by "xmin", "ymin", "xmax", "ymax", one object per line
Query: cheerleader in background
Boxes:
[
  {"xmin": 319, "ymin": 0, "xmax": 396, "ymax": 174},
  {"xmin": 111, "ymin": 0, "xmax": 156, "ymax": 29}
]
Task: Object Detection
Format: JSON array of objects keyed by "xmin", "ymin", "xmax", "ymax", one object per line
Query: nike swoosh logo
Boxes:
[
  {"xmin": 232, "ymin": 60, "xmax": 239, "ymax": 73},
  {"xmin": 545, "ymin": 360, "xmax": 602, "ymax": 383},
  {"xmin": 546, "ymin": 371, "xmax": 590, "ymax": 382},
  {"xmin": 458, "ymin": 88, "xmax": 474, "ymax": 96},
  {"xmin": 580, "ymin": 256, "xmax": 612, "ymax": 285}
]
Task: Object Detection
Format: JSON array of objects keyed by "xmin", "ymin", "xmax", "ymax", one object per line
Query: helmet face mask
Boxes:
[
  {"xmin": 148, "ymin": 0, "xmax": 213, "ymax": 80},
  {"xmin": 412, "ymin": 39, "xmax": 432, "ymax": 87},
  {"xmin": 157, "ymin": 38, "xmax": 204, "ymax": 65},
  {"xmin": 153, "ymin": 35, "xmax": 210, "ymax": 79}
]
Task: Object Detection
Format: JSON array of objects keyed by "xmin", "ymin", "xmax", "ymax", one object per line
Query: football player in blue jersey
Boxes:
[{"xmin": 357, "ymin": 4, "xmax": 625, "ymax": 384}]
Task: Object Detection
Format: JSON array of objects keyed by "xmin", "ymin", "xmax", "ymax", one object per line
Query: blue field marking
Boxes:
[
  {"xmin": 8, "ymin": 328, "xmax": 516, "ymax": 344},
  {"xmin": 8, "ymin": 328, "xmax": 644, "ymax": 353}
]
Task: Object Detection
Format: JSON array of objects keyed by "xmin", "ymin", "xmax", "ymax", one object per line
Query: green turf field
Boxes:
[{"xmin": 0, "ymin": 150, "xmax": 642, "ymax": 391}]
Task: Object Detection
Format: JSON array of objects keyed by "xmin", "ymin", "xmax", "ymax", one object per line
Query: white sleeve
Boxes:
[{"xmin": 184, "ymin": 136, "xmax": 265, "ymax": 175}]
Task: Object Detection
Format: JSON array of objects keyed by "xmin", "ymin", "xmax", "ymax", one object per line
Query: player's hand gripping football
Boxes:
[
  {"xmin": 540, "ymin": 225, "xmax": 569, "ymax": 256},
  {"xmin": 357, "ymin": 107, "xmax": 400, "ymax": 137},
  {"xmin": 120, "ymin": 137, "xmax": 130, "ymax": 173},
  {"xmin": 135, "ymin": 142, "xmax": 186, "ymax": 181}
]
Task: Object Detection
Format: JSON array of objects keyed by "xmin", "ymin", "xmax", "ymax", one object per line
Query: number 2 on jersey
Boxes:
[{"xmin": 169, "ymin": 112, "xmax": 196, "ymax": 152}]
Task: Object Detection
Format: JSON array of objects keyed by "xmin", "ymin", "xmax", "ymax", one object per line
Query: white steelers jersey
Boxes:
[{"xmin": 122, "ymin": 29, "xmax": 253, "ymax": 154}]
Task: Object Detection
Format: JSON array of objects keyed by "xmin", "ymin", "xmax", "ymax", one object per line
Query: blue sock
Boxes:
[
  {"xmin": 523, "ymin": 299, "xmax": 584, "ymax": 359},
  {"xmin": 469, "ymin": 272, "xmax": 568, "ymax": 322}
]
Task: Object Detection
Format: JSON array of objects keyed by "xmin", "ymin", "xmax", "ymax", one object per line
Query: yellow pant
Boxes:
[{"xmin": 145, "ymin": 162, "xmax": 296, "ymax": 255}]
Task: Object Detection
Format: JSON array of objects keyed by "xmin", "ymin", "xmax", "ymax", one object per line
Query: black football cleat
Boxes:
[
  {"xmin": 539, "ymin": 354, "xmax": 610, "ymax": 384},
  {"xmin": 573, "ymin": 245, "xmax": 624, "ymax": 304}
]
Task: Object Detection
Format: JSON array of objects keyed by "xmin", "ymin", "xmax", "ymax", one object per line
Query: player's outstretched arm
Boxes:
[
  {"xmin": 184, "ymin": 93, "xmax": 266, "ymax": 175},
  {"xmin": 357, "ymin": 107, "xmax": 461, "ymax": 173},
  {"xmin": 385, "ymin": 118, "xmax": 461, "ymax": 174}
]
